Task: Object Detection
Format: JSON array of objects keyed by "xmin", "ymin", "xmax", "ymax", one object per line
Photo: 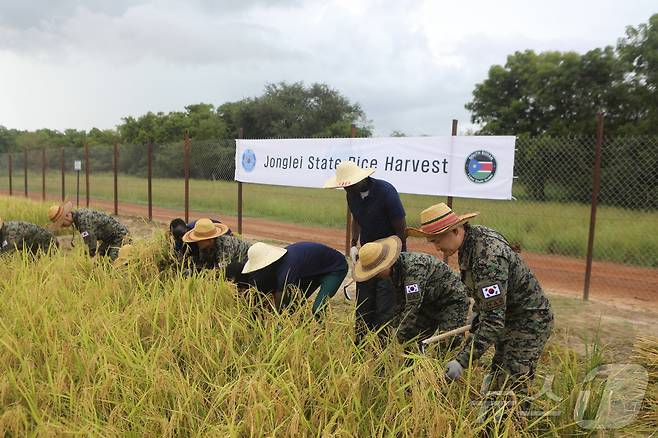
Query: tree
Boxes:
[
  {"xmin": 218, "ymin": 82, "xmax": 372, "ymax": 138},
  {"xmin": 466, "ymin": 13, "xmax": 658, "ymax": 137}
]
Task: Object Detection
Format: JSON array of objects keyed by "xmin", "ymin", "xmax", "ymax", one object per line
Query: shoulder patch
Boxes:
[
  {"xmin": 481, "ymin": 284, "xmax": 501, "ymax": 299},
  {"xmin": 405, "ymin": 283, "xmax": 420, "ymax": 294},
  {"xmin": 81, "ymin": 231, "xmax": 90, "ymax": 238}
]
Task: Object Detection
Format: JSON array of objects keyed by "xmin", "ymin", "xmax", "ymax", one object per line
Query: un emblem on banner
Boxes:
[
  {"xmin": 465, "ymin": 150, "xmax": 497, "ymax": 183},
  {"xmin": 241, "ymin": 149, "xmax": 256, "ymax": 172}
]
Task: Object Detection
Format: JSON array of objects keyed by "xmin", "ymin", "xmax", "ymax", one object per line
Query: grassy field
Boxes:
[
  {"xmin": 1, "ymin": 172, "xmax": 657, "ymax": 267},
  {"xmin": 0, "ymin": 197, "xmax": 656, "ymax": 435}
]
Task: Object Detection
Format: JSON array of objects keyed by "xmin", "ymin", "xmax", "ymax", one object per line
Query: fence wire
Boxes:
[{"xmin": 0, "ymin": 134, "xmax": 656, "ymax": 302}]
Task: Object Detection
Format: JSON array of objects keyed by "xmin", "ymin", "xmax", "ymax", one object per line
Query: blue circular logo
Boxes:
[
  {"xmin": 465, "ymin": 150, "xmax": 497, "ymax": 183},
  {"xmin": 241, "ymin": 149, "xmax": 256, "ymax": 172}
]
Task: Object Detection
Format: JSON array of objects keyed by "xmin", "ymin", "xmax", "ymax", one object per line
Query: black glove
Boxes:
[{"xmin": 468, "ymin": 312, "xmax": 480, "ymax": 333}]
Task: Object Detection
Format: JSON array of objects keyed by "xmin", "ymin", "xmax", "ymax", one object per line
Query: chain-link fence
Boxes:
[{"xmin": 0, "ymin": 134, "xmax": 656, "ymax": 303}]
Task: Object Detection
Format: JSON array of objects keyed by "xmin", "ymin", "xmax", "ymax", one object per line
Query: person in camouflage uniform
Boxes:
[
  {"xmin": 182, "ymin": 218, "xmax": 252, "ymax": 271},
  {"xmin": 48, "ymin": 201, "xmax": 130, "ymax": 261},
  {"xmin": 408, "ymin": 203, "xmax": 553, "ymax": 400},
  {"xmin": 0, "ymin": 218, "xmax": 58, "ymax": 256},
  {"xmin": 353, "ymin": 235, "xmax": 468, "ymax": 348}
]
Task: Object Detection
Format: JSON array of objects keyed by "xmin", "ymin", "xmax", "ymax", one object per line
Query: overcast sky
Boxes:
[{"xmin": 0, "ymin": 0, "xmax": 655, "ymax": 136}]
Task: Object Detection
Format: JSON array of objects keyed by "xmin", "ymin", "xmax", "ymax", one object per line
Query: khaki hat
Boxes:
[
  {"xmin": 182, "ymin": 218, "xmax": 229, "ymax": 243},
  {"xmin": 406, "ymin": 203, "xmax": 478, "ymax": 238},
  {"xmin": 242, "ymin": 242, "xmax": 287, "ymax": 274},
  {"xmin": 47, "ymin": 200, "xmax": 73, "ymax": 230},
  {"xmin": 323, "ymin": 161, "xmax": 375, "ymax": 189},
  {"xmin": 353, "ymin": 236, "xmax": 402, "ymax": 282},
  {"xmin": 114, "ymin": 244, "xmax": 135, "ymax": 266}
]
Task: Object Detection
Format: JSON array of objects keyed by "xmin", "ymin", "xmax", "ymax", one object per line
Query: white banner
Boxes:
[{"xmin": 235, "ymin": 136, "xmax": 516, "ymax": 200}]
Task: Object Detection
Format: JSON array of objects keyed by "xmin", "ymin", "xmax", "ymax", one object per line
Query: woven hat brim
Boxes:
[
  {"xmin": 353, "ymin": 236, "xmax": 402, "ymax": 282},
  {"xmin": 49, "ymin": 201, "xmax": 73, "ymax": 231},
  {"xmin": 242, "ymin": 246, "xmax": 287, "ymax": 273},
  {"xmin": 323, "ymin": 167, "xmax": 375, "ymax": 189},
  {"xmin": 182, "ymin": 223, "xmax": 229, "ymax": 242},
  {"xmin": 406, "ymin": 212, "xmax": 478, "ymax": 238}
]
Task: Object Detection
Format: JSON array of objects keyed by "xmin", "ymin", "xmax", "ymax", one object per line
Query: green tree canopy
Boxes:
[
  {"xmin": 218, "ymin": 82, "xmax": 371, "ymax": 138},
  {"xmin": 466, "ymin": 13, "xmax": 658, "ymax": 136}
]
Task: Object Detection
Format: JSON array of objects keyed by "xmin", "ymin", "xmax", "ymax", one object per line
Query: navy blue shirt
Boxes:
[
  {"xmin": 274, "ymin": 242, "xmax": 348, "ymax": 291},
  {"xmin": 346, "ymin": 178, "xmax": 406, "ymax": 245}
]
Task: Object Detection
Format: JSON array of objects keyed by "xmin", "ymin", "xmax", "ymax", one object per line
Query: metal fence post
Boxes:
[
  {"xmin": 238, "ymin": 127, "xmax": 244, "ymax": 235},
  {"xmin": 583, "ymin": 113, "xmax": 604, "ymax": 301},
  {"xmin": 23, "ymin": 148, "xmax": 28, "ymax": 198},
  {"xmin": 184, "ymin": 131, "xmax": 190, "ymax": 223},
  {"xmin": 84, "ymin": 143, "xmax": 90, "ymax": 207},
  {"xmin": 147, "ymin": 140, "xmax": 153, "ymax": 221},
  {"xmin": 113, "ymin": 143, "xmax": 119, "ymax": 215},
  {"xmin": 345, "ymin": 124, "xmax": 356, "ymax": 255},
  {"xmin": 8, "ymin": 152, "xmax": 12, "ymax": 196},
  {"xmin": 444, "ymin": 119, "xmax": 458, "ymax": 263},
  {"xmin": 60, "ymin": 147, "xmax": 65, "ymax": 201},
  {"xmin": 42, "ymin": 148, "xmax": 46, "ymax": 201}
]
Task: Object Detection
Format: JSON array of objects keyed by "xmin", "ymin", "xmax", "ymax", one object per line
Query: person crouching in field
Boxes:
[
  {"xmin": 228, "ymin": 242, "xmax": 348, "ymax": 318},
  {"xmin": 170, "ymin": 217, "xmax": 232, "ymax": 264},
  {"xmin": 48, "ymin": 201, "xmax": 130, "ymax": 261},
  {"xmin": 352, "ymin": 235, "xmax": 469, "ymax": 350},
  {"xmin": 0, "ymin": 218, "xmax": 58, "ymax": 256},
  {"xmin": 181, "ymin": 218, "xmax": 251, "ymax": 270},
  {"xmin": 407, "ymin": 203, "xmax": 553, "ymax": 403}
]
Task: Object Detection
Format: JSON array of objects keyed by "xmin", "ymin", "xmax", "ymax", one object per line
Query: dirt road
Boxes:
[{"xmin": 7, "ymin": 192, "xmax": 658, "ymax": 309}]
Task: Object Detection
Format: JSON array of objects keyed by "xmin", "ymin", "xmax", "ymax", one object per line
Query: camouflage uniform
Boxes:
[
  {"xmin": 392, "ymin": 252, "xmax": 469, "ymax": 347},
  {"xmin": 72, "ymin": 209, "xmax": 130, "ymax": 261},
  {"xmin": 0, "ymin": 221, "xmax": 58, "ymax": 255},
  {"xmin": 196, "ymin": 235, "xmax": 253, "ymax": 270},
  {"xmin": 455, "ymin": 224, "xmax": 553, "ymax": 396}
]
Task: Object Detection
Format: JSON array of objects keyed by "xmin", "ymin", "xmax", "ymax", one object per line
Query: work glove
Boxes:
[
  {"xmin": 468, "ymin": 312, "xmax": 480, "ymax": 333},
  {"xmin": 350, "ymin": 246, "xmax": 359, "ymax": 264},
  {"xmin": 445, "ymin": 359, "xmax": 464, "ymax": 381}
]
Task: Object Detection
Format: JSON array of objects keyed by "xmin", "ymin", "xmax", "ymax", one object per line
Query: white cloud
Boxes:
[{"xmin": 0, "ymin": 0, "xmax": 655, "ymax": 135}]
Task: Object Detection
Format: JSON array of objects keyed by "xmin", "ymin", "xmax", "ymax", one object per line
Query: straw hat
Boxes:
[
  {"xmin": 241, "ymin": 242, "xmax": 287, "ymax": 274},
  {"xmin": 323, "ymin": 161, "xmax": 376, "ymax": 188},
  {"xmin": 353, "ymin": 236, "xmax": 402, "ymax": 282},
  {"xmin": 47, "ymin": 200, "xmax": 73, "ymax": 230},
  {"xmin": 114, "ymin": 244, "xmax": 135, "ymax": 266},
  {"xmin": 182, "ymin": 218, "xmax": 229, "ymax": 243},
  {"xmin": 406, "ymin": 203, "xmax": 478, "ymax": 238}
]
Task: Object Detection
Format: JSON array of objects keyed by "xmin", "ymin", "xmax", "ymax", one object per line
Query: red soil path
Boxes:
[{"xmin": 5, "ymin": 192, "xmax": 658, "ymax": 309}]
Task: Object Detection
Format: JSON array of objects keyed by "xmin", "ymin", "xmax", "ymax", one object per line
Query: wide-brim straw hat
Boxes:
[
  {"xmin": 182, "ymin": 218, "xmax": 229, "ymax": 242},
  {"xmin": 47, "ymin": 200, "xmax": 73, "ymax": 231},
  {"xmin": 242, "ymin": 242, "xmax": 288, "ymax": 274},
  {"xmin": 323, "ymin": 161, "xmax": 375, "ymax": 188},
  {"xmin": 406, "ymin": 203, "xmax": 478, "ymax": 238},
  {"xmin": 353, "ymin": 235, "xmax": 402, "ymax": 282}
]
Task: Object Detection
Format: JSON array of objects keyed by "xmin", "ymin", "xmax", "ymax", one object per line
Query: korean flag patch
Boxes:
[
  {"xmin": 81, "ymin": 231, "xmax": 90, "ymax": 238},
  {"xmin": 481, "ymin": 284, "xmax": 501, "ymax": 299},
  {"xmin": 2, "ymin": 240, "xmax": 8, "ymax": 247},
  {"xmin": 405, "ymin": 284, "xmax": 420, "ymax": 294}
]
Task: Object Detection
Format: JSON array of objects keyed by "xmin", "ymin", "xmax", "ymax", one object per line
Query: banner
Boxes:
[{"xmin": 235, "ymin": 136, "xmax": 516, "ymax": 200}]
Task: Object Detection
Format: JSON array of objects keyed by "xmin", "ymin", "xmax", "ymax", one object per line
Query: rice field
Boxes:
[{"xmin": 0, "ymin": 197, "xmax": 656, "ymax": 435}]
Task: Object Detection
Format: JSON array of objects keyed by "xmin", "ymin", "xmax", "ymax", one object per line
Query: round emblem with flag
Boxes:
[{"xmin": 465, "ymin": 150, "xmax": 497, "ymax": 183}]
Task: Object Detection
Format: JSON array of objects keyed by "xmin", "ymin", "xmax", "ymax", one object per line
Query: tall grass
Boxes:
[
  {"xmin": 2, "ymin": 172, "xmax": 656, "ymax": 267},
  {"xmin": 0, "ymin": 234, "xmax": 654, "ymax": 435}
]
